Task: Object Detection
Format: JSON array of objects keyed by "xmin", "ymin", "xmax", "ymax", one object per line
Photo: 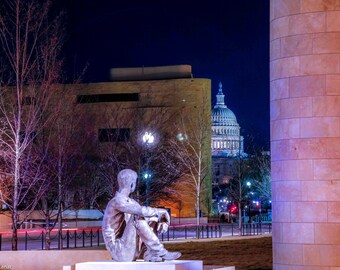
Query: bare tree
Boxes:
[
  {"xmin": 250, "ymin": 151, "xmax": 271, "ymax": 200},
  {"xmin": 166, "ymin": 100, "xmax": 212, "ymax": 236},
  {"xmin": 95, "ymin": 104, "xmax": 183, "ymax": 208},
  {"xmin": 0, "ymin": 0, "xmax": 64, "ymax": 250}
]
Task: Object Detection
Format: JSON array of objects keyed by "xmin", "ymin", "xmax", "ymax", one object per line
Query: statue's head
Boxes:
[{"xmin": 117, "ymin": 169, "xmax": 137, "ymax": 194}]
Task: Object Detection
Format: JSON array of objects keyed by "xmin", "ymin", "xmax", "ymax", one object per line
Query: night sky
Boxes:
[{"xmin": 60, "ymin": 0, "xmax": 270, "ymax": 149}]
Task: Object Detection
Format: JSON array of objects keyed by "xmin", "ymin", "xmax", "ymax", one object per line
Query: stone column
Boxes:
[{"xmin": 270, "ymin": 0, "xmax": 340, "ymax": 269}]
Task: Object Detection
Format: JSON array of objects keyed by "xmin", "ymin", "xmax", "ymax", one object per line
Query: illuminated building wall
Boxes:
[
  {"xmin": 67, "ymin": 65, "xmax": 212, "ymax": 218},
  {"xmin": 270, "ymin": 1, "xmax": 340, "ymax": 268}
]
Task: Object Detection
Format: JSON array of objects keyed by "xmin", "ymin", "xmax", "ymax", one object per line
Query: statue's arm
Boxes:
[{"xmin": 115, "ymin": 196, "xmax": 159, "ymax": 218}]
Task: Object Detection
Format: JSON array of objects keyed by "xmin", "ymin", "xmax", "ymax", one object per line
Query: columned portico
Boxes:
[{"xmin": 270, "ymin": 0, "xmax": 340, "ymax": 268}]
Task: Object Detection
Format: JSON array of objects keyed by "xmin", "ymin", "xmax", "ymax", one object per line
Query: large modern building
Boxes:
[{"xmin": 68, "ymin": 65, "xmax": 212, "ymax": 218}]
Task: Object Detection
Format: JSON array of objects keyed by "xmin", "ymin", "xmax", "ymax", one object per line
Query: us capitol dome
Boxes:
[{"xmin": 211, "ymin": 82, "xmax": 244, "ymax": 157}]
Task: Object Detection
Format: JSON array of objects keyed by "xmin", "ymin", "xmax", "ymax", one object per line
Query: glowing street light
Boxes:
[
  {"xmin": 142, "ymin": 131, "xmax": 156, "ymax": 206},
  {"xmin": 142, "ymin": 132, "xmax": 154, "ymax": 144}
]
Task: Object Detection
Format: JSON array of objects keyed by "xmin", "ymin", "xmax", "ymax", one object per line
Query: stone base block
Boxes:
[{"xmin": 72, "ymin": 260, "xmax": 203, "ymax": 270}]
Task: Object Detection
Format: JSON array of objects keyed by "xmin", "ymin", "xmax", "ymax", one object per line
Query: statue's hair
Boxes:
[{"xmin": 117, "ymin": 169, "xmax": 137, "ymax": 189}]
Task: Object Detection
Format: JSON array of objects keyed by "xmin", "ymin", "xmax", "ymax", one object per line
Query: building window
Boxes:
[
  {"xmin": 98, "ymin": 128, "xmax": 130, "ymax": 142},
  {"xmin": 77, "ymin": 93, "xmax": 139, "ymax": 103}
]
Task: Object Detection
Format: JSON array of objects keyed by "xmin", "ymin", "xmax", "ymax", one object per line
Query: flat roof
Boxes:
[{"xmin": 110, "ymin": 65, "xmax": 192, "ymax": 81}]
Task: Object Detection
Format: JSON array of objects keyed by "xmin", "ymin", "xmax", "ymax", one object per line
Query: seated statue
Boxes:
[{"xmin": 102, "ymin": 169, "xmax": 182, "ymax": 262}]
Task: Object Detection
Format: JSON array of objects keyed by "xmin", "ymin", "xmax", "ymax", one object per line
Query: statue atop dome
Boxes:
[{"xmin": 214, "ymin": 82, "xmax": 227, "ymax": 109}]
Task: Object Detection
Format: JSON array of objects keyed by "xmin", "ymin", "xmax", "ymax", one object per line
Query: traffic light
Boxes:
[{"xmin": 230, "ymin": 204, "xmax": 237, "ymax": 214}]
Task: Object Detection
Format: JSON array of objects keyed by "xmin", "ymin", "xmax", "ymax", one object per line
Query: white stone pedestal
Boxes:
[{"xmin": 72, "ymin": 260, "xmax": 202, "ymax": 270}]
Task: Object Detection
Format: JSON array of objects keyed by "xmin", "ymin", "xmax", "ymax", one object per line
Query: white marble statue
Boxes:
[{"xmin": 102, "ymin": 169, "xmax": 182, "ymax": 262}]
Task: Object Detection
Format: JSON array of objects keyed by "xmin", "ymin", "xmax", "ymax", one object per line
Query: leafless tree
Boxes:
[
  {"xmin": 96, "ymin": 104, "xmax": 183, "ymax": 208},
  {"xmin": 0, "ymin": 0, "xmax": 65, "ymax": 250},
  {"xmin": 166, "ymin": 100, "xmax": 212, "ymax": 236}
]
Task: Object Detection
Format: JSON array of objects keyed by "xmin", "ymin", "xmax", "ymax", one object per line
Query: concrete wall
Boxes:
[
  {"xmin": 0, "ymin": 250, "xmax": 111, "ymax": 270},
  {"xmin": 270, "ymin": 0, "xmax": 340, "ymax": 268}
]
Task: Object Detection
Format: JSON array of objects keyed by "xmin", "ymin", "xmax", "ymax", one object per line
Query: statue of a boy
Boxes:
[{"xmin": 102, "ymin": 169, "xmax": 181, "ymax": 262}]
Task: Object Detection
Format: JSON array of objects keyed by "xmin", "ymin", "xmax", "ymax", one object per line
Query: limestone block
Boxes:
[
  {"xmin": 270, "ymin": 100, "xmax": 281, "ymax": 121},
  {"xmin": 313, "ymin": 32, "xmax": 340, "ymax": 54},
  {"xmin": 277, "ymin": 97, "xmax": 313, "ymax": 120},
  {"xmin": 299, "ymin": 54, "xmax": 339, "ymax": 76},
  {"xmin": 293, "ymin": 138, "xmax": 328, "ymax": 159},
  {"xmin": 273, "ymin": 0, "xmax": 300, "ymax": 19},
  {"xmin": 73, "ymin": 260, "xmax": 203, "ymax": 270},
  {"xmin": 326, "ymin": 74, "xmax": 340, "ymax": 95},
  {"xmin": 271, "ymin": 139, "xmax": 299, "ymax": 161},
  {"xmin": 303, "ymin": 245, "xmax": 321, "ymax": 266},
  {"xmin": 327, "ymin": 11, "xmax": 340, "ymax": 31},
  {"xmin": 279, "ymin": 159, "xmax": 314, "ymax": 181},
  {"xmin": 289, "ymin": 75, "xmax": 325, "ymax": 98},
  {"xmin": 325, "ymin": 138, "xmax": 340, "ymax": 157},
  {"xmin": 270, "ymin": 38, "xmax": 281, "ymax": 60},
  {"xmin": 281, "ymin": 34, "xmax": 313, "ymax": 57},
  {"xmin": 291, "ymin": 202, "xmax": 328, "ymax": 222},
  {"xmin": 300, "ymin": 117, "xmax": 340, "ymax": 137},
  {"xmin": 301, "ymin": 180, "xmax": 340, "ymax": 201},
  {"xmin": 320, "ymin": 245, "xmax": 340, "ymax": 265},
  {"xmin": 271, "ymin": 222, "xmax": 283, "ymax": 242},
  {"xmin": 272, "ymin": 181, "xmax": 302, "ymax": 202},
  {"xmin": 289, "ymin": 13, "xmax": 326, "ymax": 36},
  {"xmin": 270, "ymin": 57, "xmax": 299, "ymax": 80},
  {"xmin": 270, "ymin": 0, "xmax": 275, "ymax": 21},
  {"xmin": 327, "ymin": 202, "xmax": 340, "ymax": 222},
  {"xmin": 273, "ymin": 243, "xmax": 303, "ymax": 265},
  {"xmin": 282, "ymin": 222, "xmax": 315, "ymax": 244},
  {"xmin": 271, "ymin": 201, "xmax": 291, "ymax": 223},
  {"xmin": 271, "ymin": 118, "xmax": 300, "ymax": 140},
  {"xmin": 315, "ymin": 223, "xmax": 340, "ymax": 244},
  {"xmin": 313, "ymin": 159, "xmax": 340, "ymax": 180},
  {"xmin": 270, "ymin": 78, "xmax": 289, "ymax": 101},
  {"xmin": 270, "ymin": 16, "xmax": 289, "ymax": 40},
  {"xmin": 301, "ymin": 0, "xmax": 340, "ymax": 12},
  {"xmin": 272, "ymin": 138, "xmax": 330, "ymax": 160},
  {"xmin": 313, "ymin": 96, "xmax": 340, "ymax": 116}
]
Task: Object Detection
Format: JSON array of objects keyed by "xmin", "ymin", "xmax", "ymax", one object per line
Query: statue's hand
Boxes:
[
  {"xmin": 157, "ymin": 222, "xmax": 169, "ymax": 234},
  {"xmin": 157, "ymin": 208, "xmax": 170, "ymax": 224}
]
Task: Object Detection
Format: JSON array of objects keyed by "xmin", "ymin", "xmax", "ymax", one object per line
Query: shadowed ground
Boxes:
[{"xmin": 164, "ymin": 236, "xmax": 272, "ymax": 270}]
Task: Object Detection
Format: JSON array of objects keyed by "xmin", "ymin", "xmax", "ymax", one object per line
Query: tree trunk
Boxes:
[
  {"xmin": 11, "ymin": 212, "xmax": 18, "ymax": 250},
  {"xmin": 238, "ymin": 201, "xmax": 242, "ymax": 235},
  {"xmin": 45, "ymin": 215, "xmax": 51, "ymax": 250},
  {"xmin": 196, "ymin": 192, "xmax": 200, "ymax": 239}
]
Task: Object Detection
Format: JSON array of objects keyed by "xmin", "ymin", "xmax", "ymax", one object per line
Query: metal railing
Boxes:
[{"xmin": 0, "ymin": 223, "xmax": 271, "ymax": 251}]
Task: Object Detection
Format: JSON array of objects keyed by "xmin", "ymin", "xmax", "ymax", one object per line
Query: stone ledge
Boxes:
[{"xmin": 67, "ymin": 260, "xmax": 203, "ymax": 270}]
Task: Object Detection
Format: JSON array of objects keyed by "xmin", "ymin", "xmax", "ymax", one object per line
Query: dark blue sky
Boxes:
[{"xmin": 61, "ymin": 1, "xmax": 270, "ymax": 149}]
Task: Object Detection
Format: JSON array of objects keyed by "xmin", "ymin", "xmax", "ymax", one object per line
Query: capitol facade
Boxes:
[{"xmin": 211, "ymin": 82, "xmax": 244, "ymax": 157}]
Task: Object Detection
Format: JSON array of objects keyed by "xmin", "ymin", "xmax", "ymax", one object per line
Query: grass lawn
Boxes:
[{"xmin": 164, "ymin": 236, "xmax": 272, "ymax": 270}]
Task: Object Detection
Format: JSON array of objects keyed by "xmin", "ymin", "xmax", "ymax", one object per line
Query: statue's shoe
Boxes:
[
  {"xmin": 161, "ymin": 251, "xmax": 182, "ymax": 261},
  {"xmin": 144, "ymin": 251, "xmax": 182, "ymax": 262}
]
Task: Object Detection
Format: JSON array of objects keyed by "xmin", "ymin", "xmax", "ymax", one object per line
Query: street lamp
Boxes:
[
  {"xmin": 142, "ymin": 131, "xmax": 155, "ymax": 206},
  {"xmin": 143, "ymin": 132, "xmax": 154, "ymax": 145},
  {"xmin": 246, "ymin": 182, "xmax": 251, "ymax": 223}
]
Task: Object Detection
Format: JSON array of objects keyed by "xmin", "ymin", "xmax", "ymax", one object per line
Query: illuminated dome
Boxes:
[{"xmin": 211, "ymin": 82, "xmax": 244, "ymax": 157}]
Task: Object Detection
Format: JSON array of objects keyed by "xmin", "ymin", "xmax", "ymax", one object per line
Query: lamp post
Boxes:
[
  {"xmin": 246, "ymin": 181, "xmax": 251, "ymax": 223},
  {"xmin": 142, "ymin": 131, "xmax": 155, "ymax": 206}
]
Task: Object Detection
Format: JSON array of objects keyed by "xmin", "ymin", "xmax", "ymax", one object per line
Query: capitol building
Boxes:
[
  {"xmin": 211, "ymin": 82, "xmax": 244, "ymax": 157},
  {"xmin": 211, "ymin": 82, "xmax": 246, "ymax": 211}
]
